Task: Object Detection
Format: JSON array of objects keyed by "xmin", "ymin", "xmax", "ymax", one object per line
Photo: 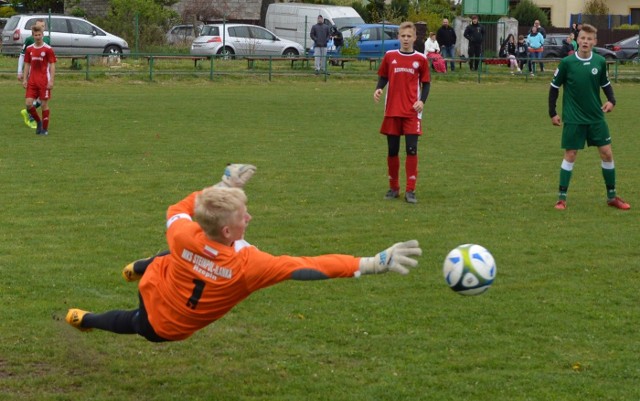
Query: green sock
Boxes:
[
  {"xmin": 602, "ymin": 167, "xmax": 616, "ymax": 199},
  {"xmin": 558, "ymin": 168, "xmax": 572, "ymax": 200}
]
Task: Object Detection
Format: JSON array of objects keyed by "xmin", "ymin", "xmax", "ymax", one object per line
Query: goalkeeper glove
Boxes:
[
  {"xmin": 359, "ymin": 240, "xmax": 422, "ymax": 275},
  {"xmin": 214, "ymin": 164, "xmax": 257, "ymax": 189}
]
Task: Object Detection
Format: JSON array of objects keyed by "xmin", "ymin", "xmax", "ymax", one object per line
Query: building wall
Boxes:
[{"xmin": 530, "ymin": 0, "xmax": 640, "ymax": 27}]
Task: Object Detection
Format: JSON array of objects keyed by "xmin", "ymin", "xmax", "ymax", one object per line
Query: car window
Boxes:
[
  {"xmin": 250, "ymin": 27, "xmax": 275, "ymax": 41},
  {"xmin": 229, "ymin": 26, "xmax": 251, "ymax": 39},
  {"xmin": 69, "ymin": 19, "xmax": 95, "ymax": 35},
  {"xmin": 383, "ymin": 27, "xmax": 398, "ymax": 40},
  {"xmin": 201, "ymin": 26, "xmax": 219, "ymax": 36},
  {"xmin": 359, "ymin": 28, "xmax": 378, "ymax": 41},
  {"xmin": 50, "ymin": 18, "xmax": 69, "ymax": 34},
  {"xmin": 5, "ymin": 16, "xmax": 19, "ymax": 31}
]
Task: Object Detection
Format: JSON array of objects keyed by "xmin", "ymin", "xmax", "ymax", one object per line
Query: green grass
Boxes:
[{"xmin": 1, "ymin": 77, "xmax": 639, "ymax": 401}]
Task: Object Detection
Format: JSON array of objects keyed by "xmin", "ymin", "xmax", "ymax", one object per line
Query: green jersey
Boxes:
[
  {"xmin": 20, "ymin": 35, "xmax": 51, "ymax": 55},
  {"xmin": 550, "ymin": 52, "xmax": 610, "ymax": 124}
]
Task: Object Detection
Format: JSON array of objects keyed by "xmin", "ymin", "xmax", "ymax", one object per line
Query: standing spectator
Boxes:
[
  {"xmin": 516, "ymin": 34, "xmax": 528, "ymax": 71},
  {"xmin": 66, "ymin": 179, "xmax": 422, "ymax": 341},
  {"xmin": 548, "ymin": 24, "xmax": 629, "ymax": 211},
  {"xmin": 17, "ymin": 19, "xmax": 49, "ymax": 130},
  {"xmin": 569, "ymin": 32, "xmax": 578, "ymax": 51},
  {"xmin": 310, "ymin": 15, "xmax": 331, "ymax": 75},
  {"xmin": 570, "ymin": 23, "xmax": 580, "ymax": 38},
  {"xmin": 463, "ymin": 15, "xmax": 485, "ymax": 71},
  {"xmin": 22, "ymin": 23, "xmax": 56, "ymax": 136},
  {"xmin": 436, "ymin": 18, "xmax": 457, "ymax": 71},
  {"xmin": 529, "ymin": 20, "xmax": 547, "ymax": 71},
  {"xmin": 526, "ymin": 26, "xmax": 544, "ymax": 76},
  {"xmin": 373, "ymin": 22, "xmax": 431, "ymax": 204}
]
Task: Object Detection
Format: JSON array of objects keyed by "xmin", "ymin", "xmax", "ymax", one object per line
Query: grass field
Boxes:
[{"xmin": 1, "ymin": 76, "xmax": 639, "ymax": 401}]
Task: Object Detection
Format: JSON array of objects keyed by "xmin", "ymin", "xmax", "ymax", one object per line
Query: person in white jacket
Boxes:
[{"xmin": 424, "ymin": 32, "xmax": 440, "ymax": 55}]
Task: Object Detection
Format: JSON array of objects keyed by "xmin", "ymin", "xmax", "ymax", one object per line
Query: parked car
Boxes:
[
  {"xmin": 542, "ymin": 33, "xmax": 616, "ymax": 59},
  {"xmin": 605, "ymin": 34, "xmax": 639, "ymax": 60},
  {"xmin": 166, "ymin": 24, "xmax": 201, "ymax": 45},
  {"xmin": 1, "ymin": 14, "xmax": 130, "ymax": 55},
  {"xmin": 190, "ymin": 23, "xmax": 304, "ymax": 57},
  {"xmin": 340, "ymin": 24, "xmax": 400, "ymax": 59}
]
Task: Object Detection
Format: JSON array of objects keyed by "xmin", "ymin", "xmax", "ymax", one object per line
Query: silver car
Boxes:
[
  {"xmin": 190, "ymin": 23, "xmax": 304, "ymax": 57},
  {"xmin": 1, "ymin": 14, "xmax": 130, "ymax": 55}
]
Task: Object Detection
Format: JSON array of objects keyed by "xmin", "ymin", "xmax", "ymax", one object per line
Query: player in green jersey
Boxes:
[
  {"xmin": 17, "ymin": 19, "xmax": 50, "ymax": 129},
  {"xmin": 548, "ymin": 24, "xmax": 630, "ymax": 211}
]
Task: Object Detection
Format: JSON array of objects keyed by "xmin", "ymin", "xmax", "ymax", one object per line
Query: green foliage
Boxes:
[
  {"xmin": 351, "ymin": 1, "xmax": 369, "ymax": 22},
  {"xmin": 14, "ymin": 0, "xmax": 64, "ymax": 13},
  {"xmin": 0, "ymin": 6, "xmax": 17, "ymax": 17},
  {"xmin": 584, "ymin": 0, "xmax": 609, "ymax": 15},
  {"xmin": 614, "ymin": 24, "xmax": 640, "ymax": 31},
  {"xmin": 389, "ymin": 0, "xmax": 410, "ymax": 20},
  {"xmin": 511, "ymin": 0, "xmax": 549, "ymax": 27},
  {"xmin": 92, "ymin": 0, "xmax": 179, "ymax": 49},
  {"xmin": 340, "ymin": 35, "xmax": 361, "ymax": 56},
  {"xmin": 407, "ymin": 10, "xmax": 441, "ymax": 32},
  {"xmin": 1, "ymin": 78, "xmax": 640, "ymax": 400}
]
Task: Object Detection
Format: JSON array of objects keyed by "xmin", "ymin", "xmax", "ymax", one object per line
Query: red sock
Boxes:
[
  {"xmin": 406, "ymin": 155, "xmax": 418, "ymax": 192},
  {"xmin": 387, "ymin": 156, "xmax": 400, "ymax": 191},
  {"xmin": 28, "ymin": 106, "xmax": 41, "ymax": 122},
  {"xmin": 42, "ymin": 109, "xmax": 50, "ymax": 130}
]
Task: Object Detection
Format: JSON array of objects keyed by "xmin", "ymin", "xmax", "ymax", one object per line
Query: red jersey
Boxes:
[
  {"xmin": 24, "ymin": 43, "xmax": 56, "ymax": 87},
  {"xmin": 378, "ymin": 50, "xmax": 430, "ymax": 118},
  {"xmin": 139, "ymin": 191, "xmax": 361, "ymax": 340}
]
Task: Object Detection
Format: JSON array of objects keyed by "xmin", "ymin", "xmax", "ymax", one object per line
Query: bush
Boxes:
[
  {"xmin": 0, "ymin": 6, "xmax": 17, "ymax": 18},
  {"xmin": 615, "ymin": 24, "xmax": 640, "ymax": 31},
  {"xmin": 92, "ymin": 0, "xmax": 179, "ymax": 51},
  {"xmin": 511, "ymin": 0, "xmax": 549, "ymax": 27},
  {"xmin": 341, "ymin": 35, "xmax": 360, "ymax": 57}
]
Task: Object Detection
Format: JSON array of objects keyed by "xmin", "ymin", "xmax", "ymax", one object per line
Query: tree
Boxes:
[
  {"xmin": 511, "ymin": 0, "xmax": 549, "ymax": 27},
  {"xmin": 92, "ymin": 0, "xmax": 179, "ymax": 49},
  {"xmin": 181, "ymin": 0, "xmax": 248, "ymax": 23},
  {"xmin": 584, "ymin": 0, "xmax": 609, "ymax": 15},
  {"xmin": 12, "ymin": 0, "xmax": 64, "ymax": 13}
]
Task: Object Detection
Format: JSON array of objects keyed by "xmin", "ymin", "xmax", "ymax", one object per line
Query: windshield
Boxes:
[{"xmin": 333, "ymin": 17, "xmax": 364, "ymax": 31}]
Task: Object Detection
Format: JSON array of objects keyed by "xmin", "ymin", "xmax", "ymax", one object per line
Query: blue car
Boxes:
[{"xmin": 340, "ymin": 23, "xmax": 400, "ymax": 59}]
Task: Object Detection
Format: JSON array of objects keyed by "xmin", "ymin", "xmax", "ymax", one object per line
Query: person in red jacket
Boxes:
[{"xmin": 66, "ymin": 164, "xmax": 421, "ymax": 342}]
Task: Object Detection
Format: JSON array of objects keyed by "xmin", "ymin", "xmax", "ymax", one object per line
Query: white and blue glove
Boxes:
[
  {"xmin": 359, "ymin": 240, "xmax": 422, "ymax": 275},
  {"xmin": 215, "ymin": 164, "xmax": 257, "ymax": 189}
]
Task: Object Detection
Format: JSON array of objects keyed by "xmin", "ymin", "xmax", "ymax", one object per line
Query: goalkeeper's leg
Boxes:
[{"xmin": 122, "ymin": 250, "xmax": 170, "ymax": 282}]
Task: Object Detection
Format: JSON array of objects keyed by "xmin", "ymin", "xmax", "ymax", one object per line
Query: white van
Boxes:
[{"xmin": 266, "ymin": 3, "xmax": 364, "ymax": 50}]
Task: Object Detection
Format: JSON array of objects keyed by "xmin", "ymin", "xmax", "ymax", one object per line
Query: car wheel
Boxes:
[
  {"xmin": 103, "ymin": 45, "xmax": 122, "ymax": 56},
  {"xmin": 282, "ymin": 48, "xmax": 299, "ymax": 57},
  {"xmin": 217, "ymin": 46, "xmax": 235, "ymax": 59}
]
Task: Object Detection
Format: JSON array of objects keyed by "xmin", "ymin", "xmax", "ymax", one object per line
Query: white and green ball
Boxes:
[{"xmin": 443, "ymin": 244, "xmax": 496, "ymax": 295}]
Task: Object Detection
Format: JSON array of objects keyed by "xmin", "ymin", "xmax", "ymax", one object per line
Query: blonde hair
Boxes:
[
  {"xmin": 31, "ymin": 24, "xmax": 44, "ymax": 34},
  {"xmin": 194, "ymin": 187, "xmax": 247, "ymax": 238},
  {"xmin": 399, "ymin": 21, "xmax": 416, "ymax": 33}
]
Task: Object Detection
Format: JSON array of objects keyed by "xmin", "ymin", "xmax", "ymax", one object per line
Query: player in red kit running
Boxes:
[
  {"xmin": 374, "ymin": 21, "xmax": 431, "ymax": 204},
  {"xmin": 22, "ymin": 24, "xmax": 56, "ymax": 136}
]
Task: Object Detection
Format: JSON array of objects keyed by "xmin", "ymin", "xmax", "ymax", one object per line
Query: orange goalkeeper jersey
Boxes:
[{"xmin": 139, "ymin": 191, "xmax": 360, "ymax": 341}]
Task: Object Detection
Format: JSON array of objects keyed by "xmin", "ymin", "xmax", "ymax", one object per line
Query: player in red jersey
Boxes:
[
  {"xmin": 22, "ymin": 24, "xmax": 56, "ymax": 136},
  {"xmin": 374, "ymin": 21, "xmax": 431, "ymax": 204},
  {"xmin": 66, "ymin": 164, "xmax": 422, "ymax": 342}
]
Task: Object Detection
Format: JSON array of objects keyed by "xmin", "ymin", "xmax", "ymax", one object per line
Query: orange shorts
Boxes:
[
  {"xmin": 25, "ymin": 84, "xmax": 51, "ymax": 101},
  {"xmin": 380, "ymin": 116, "xmax": 422, "ymax": 136}
]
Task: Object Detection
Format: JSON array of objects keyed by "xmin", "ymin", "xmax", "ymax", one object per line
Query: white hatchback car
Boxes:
[
  {"xmin": 1, "ymin": 14, "xmax": 130, "ymax": 55},
  {"xmin": 190, "ymin": 23, "xmax": 304, "ymax": 57}
]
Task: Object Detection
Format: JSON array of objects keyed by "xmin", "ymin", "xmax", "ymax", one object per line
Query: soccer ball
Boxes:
[{"xmin": 443, "ymin": 244, "xmax": 496, "ymax": 295}]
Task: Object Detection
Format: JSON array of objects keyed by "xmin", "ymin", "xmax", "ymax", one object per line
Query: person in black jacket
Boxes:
[
  {"xmin": 436, "ymin": 18, "xmax": 457, "ymax": 71},
  {"xmin": 463, "ymin": 15, "xmax": 485, "ymax": 71},
  {"xmin": 516, "ymin": 34, "xmax": 528, "ymax": 71}
]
